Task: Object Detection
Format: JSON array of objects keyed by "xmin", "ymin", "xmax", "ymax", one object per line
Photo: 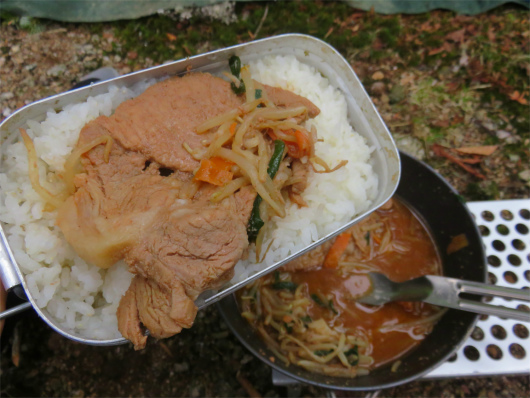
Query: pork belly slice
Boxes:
[{"xmin": 56, "ymin": 72, "xmax": 319, "ymax": 348}]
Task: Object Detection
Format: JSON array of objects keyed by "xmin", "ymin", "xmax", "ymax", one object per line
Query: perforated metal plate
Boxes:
[{"xmin": 428, "ymin": 199, "xmax": 530, "ymax": 378}]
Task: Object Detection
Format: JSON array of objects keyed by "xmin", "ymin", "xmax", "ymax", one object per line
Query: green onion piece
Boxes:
[
  {"xmin": 272, "ymin": 281, "xmax": 298, "ymax": 292},
  {"xmin": 345, "ymin": 345, "xmax": 359, "ymax": 365},
  {"xmin": 230, "ymin": 80, "xmax": 246, "ymax": 95},
  {"xmin": 328, "ymin": 299, "xmax": 338, "ymax": 315},
  {"xmin": 267, "ymin": 140, "xmax": 285, "ymax": 178},
  {"xmin": 247, "ymin": 140, "xmax": 286, "ymax": 242},
  {"xmin": 229, "ymin": 55, "xmax": 242, "ymax": 77},
  {"xmin": 311, "ymin": 293, "xmax": 326, "ymax": 307},
  {"xmin": 255, "ymin": 88, "xmax": 262, "ymax": 99},
  {"xmin": 300, "ymin": 315, "xmax": 312, "ymax": 323}
]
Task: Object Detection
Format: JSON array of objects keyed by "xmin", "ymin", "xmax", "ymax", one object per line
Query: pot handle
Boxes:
[
  {"xmin": 0, "ymin": 227, "xmax": 32, "ymax": 320},
  {"xmin": 0, "ymin": 302, "xmax": 32, "ymax": 320},
  {"xmin": 0, "ymin": 227, "xmax": 22, "ymax": 291}
]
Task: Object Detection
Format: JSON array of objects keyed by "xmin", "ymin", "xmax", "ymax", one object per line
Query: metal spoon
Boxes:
[{"xmin": 357, "ymin": 272, "xmax": 530, "ymax": 322}]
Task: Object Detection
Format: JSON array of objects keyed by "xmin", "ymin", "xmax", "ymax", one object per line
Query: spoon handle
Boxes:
[{"xmin": 424, "ymin": 275, "xmax": 530, "ymax": 322}]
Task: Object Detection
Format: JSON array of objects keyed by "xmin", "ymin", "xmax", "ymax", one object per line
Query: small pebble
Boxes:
[
  {"xmin": 372, "ymin": 71, "xmax": 384, "ymax": 80},
  {"xmin": 370, "ymin": 81, "xmax": 386, "ymax": 96}
]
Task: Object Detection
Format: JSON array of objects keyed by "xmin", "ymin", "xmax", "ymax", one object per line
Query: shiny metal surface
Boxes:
[
  {"xmin": 0, "ymin": 34, "xmax": 400, "ymax": 345},
  {"xmin": 359, "ymin": 272, "xmax": 530, "ymax": 322}
]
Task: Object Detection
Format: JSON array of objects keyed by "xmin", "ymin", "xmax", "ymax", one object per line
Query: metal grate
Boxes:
[{"xmin": 428, "ymin": 199, "xmax": 530, "ymax": 378}]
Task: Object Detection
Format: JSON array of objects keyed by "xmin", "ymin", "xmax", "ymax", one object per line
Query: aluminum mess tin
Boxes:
[{"xmin": 0, "ymin": 34, "xmax": 400, "ymax": 345}]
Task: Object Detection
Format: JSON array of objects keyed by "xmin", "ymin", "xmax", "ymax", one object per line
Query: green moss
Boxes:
[{"xmin": 464, "ymin": 182, "xmax": 494, "ymax": 201}]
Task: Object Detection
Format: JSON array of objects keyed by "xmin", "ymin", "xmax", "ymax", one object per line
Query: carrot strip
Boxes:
[
  {"xmin": 324, "ymin": 233, "xmax": 351, "ymax": 269},
  {"xmin": 230, "ymin": 122, "xmax": 237, "ymax": 136},
  {"xmin": 194, "ymin": 156, "xmax": 235, "ymax": 186}
]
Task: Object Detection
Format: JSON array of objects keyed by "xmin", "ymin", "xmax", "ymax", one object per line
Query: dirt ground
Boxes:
[{"xmin": 0, "ymin": 1, "xmax": 529, "ymax": 397}]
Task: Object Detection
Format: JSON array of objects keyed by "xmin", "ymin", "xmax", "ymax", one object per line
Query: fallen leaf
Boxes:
[
  {"xmin": 372, "ymin": 71, "xmax": 384, "ymax": 80},
  {"xmin": 487, "ymin": 26, "xmax": 496, "ymax": 41},
  {"xmin": 455, "ymin": 145, "xmax": 498, "ymax": 156},
  {"xmin": 428, "ymin": 42, "xmax": 452, "ymax": 56},
  {"xmin": 127, "ymin": 51, "xmax": 138, "ymax": 60},
  {"xmin": 324, "ymin": 27, "xmax": 334, "ymax": 39},
  {"xmin": 446, "ymin": 28, "xmax": 466, "ymax": 43},
  {"xmin": 432, "ymin": 144, "xmax": 486, "ymax": 179},
  {"xmin": 166, "ymin": 33, "xmax": 177, "ymax": 41},
  {"xmin": 447, "ymin": 234, "xmax": 469, "ymax": 255},
  {"xmin": 509, "ymin": 90, "xmax": 528, "ymax": 105}
]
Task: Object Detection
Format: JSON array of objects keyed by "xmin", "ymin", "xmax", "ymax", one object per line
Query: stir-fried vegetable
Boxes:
[
  {"xmin": 323, "ymin": 232, "xmax": 351, "ymax": 269},
  {"xmin": 268, "ymin": 129, "xmax": 311, "ymax": 159},
  {"xmin": 194, "ymin": 156, "xmax": 234, "ymax": 186},
  {"xmin": 311, "ymin": 293, "xmax": 339, "ymax": 315},
  {"xmin": 247, "ymin": 140, "xmax": 285, "ymax": 242}
]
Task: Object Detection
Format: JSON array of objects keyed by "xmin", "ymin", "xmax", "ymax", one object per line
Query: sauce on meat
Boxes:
[{"xmin": 239, "ymin": 198, "xmax": 443, "ymax": 375}]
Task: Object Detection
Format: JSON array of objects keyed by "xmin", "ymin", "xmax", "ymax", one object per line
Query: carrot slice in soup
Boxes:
[{"xmin": 324, "ymin": 232, "xmax": 351, "ymax": 269}]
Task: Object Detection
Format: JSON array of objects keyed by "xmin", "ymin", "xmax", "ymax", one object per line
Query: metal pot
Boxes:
[{"xmin": 217, "ymin": 151, "xmax": 487, "ymax": 391}]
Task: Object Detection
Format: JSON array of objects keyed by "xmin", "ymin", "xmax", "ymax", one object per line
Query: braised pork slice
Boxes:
[
  {"xmin": 263, "ymin": 85, "xmax": 320, "ymax": 118},
  {"xmin": 281, "ymin": 240, "xmax": 333, "ymax": 273},
  {"xmin": 56, "ymin": 72, "xmax": 320, "ymax": 349}
]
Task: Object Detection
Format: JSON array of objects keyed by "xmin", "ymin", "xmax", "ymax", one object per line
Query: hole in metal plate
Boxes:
[
  {"xmin": 481, "ymin": 211, "xmax": 494, "ymax": 221},
  {"xmin": 464, "ymin": 345, "xmax": 480, "ymax": 361},
  {"xmin": 517, "ymin": 304, "xmax": 529, "ymax": 313},
  {"xmin": 509, "ymin": 343, "xmax": 526, "ymax": 359},
  {"xmin": 487, "ymin": 255, "xmax": 501, "ymax": 267},
  {"xmin": 486, "ymin": 344, "xmax": 503, "ymax": 360},
  {"xmin": 508, "ymin": 254, "xmax": 522, "ymax": 266},
  {"xmin": 492, "ymin": 240, "xmax": 506, "ymax": 252},
  {"xmin": 503, "ymin": 271, "xmax": 518, "ymax": 284},
  {"xmin": 500, "ymin": 209, "xmax": 514, "ymax": 221},
  {"xmin": 515, "ymin": 223, "xmax": 529, "ymax": 235},
  {"xmin": 479, "ymin": 225, "xmax": 490, "ymax": 237},
  {"xmin": 513, "ymin": 324, "xmax": 529, "ymax": 339},
  {"xmin": 518, "ymin": 209, "xmax": 529, "ymax": 220},
  {"xmin": 471, "ymin": 326, "xmax": 484, "ymax": 341},
  {"xmin": 496, "ymin": 224, "xmax": 509, "ymax": 236},
  {"xmin": 491, "ymin": 325, "xmax": 507, "ymax": 340},
  {"xmin": 512, "ymin": 239, "xmax": 526, "ymax": 251},
  {"xmin": 488, "ymin": 272, "xmax": 497, "ymax": 285}
]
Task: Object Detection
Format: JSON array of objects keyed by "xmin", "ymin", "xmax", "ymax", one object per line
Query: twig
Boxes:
[
  {"xmin": 432, "ymin": 144, "xmax": 485, "ymax": 179},
  {"xmin": 236, "ymin": 371, "xmax": 262, "ymax": 398},
  {"xmin": 253, "ymin": 4, "xmax": 269, "ymax": 39},
  {"xmin": 12, "ymin": 324, "xmax": 20, "ymax": 367}
]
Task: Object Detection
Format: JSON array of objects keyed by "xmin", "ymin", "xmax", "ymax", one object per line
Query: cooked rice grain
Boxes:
[{"xmin": 0, "ymin": 56, "xmax": 377, "ymax": 340}]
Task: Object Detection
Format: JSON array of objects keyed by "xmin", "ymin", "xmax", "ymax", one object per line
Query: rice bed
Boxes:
[{"xmin": 0, "ymin": 56, "xmax": 377, "ymax": 340}]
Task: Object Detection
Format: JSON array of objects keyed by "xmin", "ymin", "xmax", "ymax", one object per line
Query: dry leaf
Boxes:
[
  {"xmin": 455, "ymin": 145, "xmax": 498, "ymax": 156},
  {"xmin": 372, "ymin": 71, "xmax": 384, "ymax": 80},
  {"xmin": 446, "ymin": 28, "xmax": 466, "ymax": 43},
  {"xmin": 166, "ymin": 33, "xmax": 177, "ymax": 41},
  {"xmin": 428, "ymin": 42, "xmax": 452, "ymax": 56},
  {"xmin": 447, "ymin": 233, "xmax": 469, "ymax": 255},
  {"xmin": 509, "ymin": 90, "xmax": 529, "ymax": 105}
]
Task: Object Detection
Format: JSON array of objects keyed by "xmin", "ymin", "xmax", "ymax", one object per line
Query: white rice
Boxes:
[{"xmin": 0, "ymin": 55, "xmax": 377, "ymax": 340}]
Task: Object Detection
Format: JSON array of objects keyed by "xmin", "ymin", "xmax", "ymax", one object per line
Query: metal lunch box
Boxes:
[{"xmin": 0, "ymin": 34, "xmax": 401, "ymax": 345}]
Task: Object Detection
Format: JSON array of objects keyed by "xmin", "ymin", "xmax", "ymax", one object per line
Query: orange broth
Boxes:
[{"xmin": 239, "ymin": 198, "xmax": 443, "ymax": 374}]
